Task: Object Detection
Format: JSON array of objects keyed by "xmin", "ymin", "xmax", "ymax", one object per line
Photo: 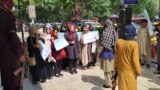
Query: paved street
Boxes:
[
  {"xmin": 22, "ymin": 64, "xmax": 160, "ymax": 90},
  {"xmin": 16, "ymin": 32, "xmax": 160, "ymax": 90}
]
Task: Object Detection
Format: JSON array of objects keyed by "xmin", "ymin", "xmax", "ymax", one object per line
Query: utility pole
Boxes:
[
  {"xmin": 17, "ymin": 0, "xmax": 25, "ymax": 90},
  {"xmin": 159, "ymin": 0, "xmax": 160, "ymax": 18},
  {"xmin": 118, "ymin": 0, "xmax": 125, "ymax": 38}
]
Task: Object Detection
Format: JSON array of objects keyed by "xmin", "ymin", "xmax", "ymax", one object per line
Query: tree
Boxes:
[
  {"xmin": 131, "ymin": 0, "xmax": 157, "ymax": 18},
  {"xmin": 108, "ymin": 0, "xmax": 120, "ymax": 14},
  {"xmin": 13, "ymin": 0, "xmax": 157, "ymax": 22}
]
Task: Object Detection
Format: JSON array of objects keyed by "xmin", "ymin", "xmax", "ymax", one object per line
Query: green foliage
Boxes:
[
  {"xmin": 13, "ymin": 0, "xmax": 157, "ymax": 22},
  {"xmin": 131, "ymin": 0, "xmax": 157, "ymax": 18}
]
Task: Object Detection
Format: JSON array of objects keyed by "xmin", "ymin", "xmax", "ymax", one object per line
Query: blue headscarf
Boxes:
[{"xmin": 124, "ymin": 24, "xmax": 136, "ymax": 40}]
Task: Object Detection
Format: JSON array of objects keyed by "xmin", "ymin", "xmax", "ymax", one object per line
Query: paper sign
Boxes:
[
  {"xmin": 92, "ymin": 42, "xmax": 97, "ymax": 53},
  {"xmin": 28, "ymin": 5, "xmax": 36, "ymax": 18},
  {"xmin": 58, "ymin": 32, "xmax": 65, "ymax": 38},
  {"xmin": 90, "ymin": 31, "xmax": 99, "ymax": 39},
  {"xmin": 83, "ymin": 31, "xmax": 99, "ymax": 44},
  {"xmin": 77, "ymin": 32, "xmax": 82, "ymax": 41},
  {"xmin": 54, "ymin": 38, "xmax": 69, "ymax": 51},
  {"xmin": 58, "ymin": 31, "xmax": 98, "ymax": 41},
  {"xmin": 37, "ymin": 28, "xmax": 43, "ymax": 34},
  {"xmin": 38, "ymin": 40, "xmax": 51, "ymax": 60}
]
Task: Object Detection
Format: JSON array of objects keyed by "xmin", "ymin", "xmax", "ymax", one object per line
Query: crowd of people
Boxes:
[
  {"xmin": 25, "ymin": 19, "xmax": 144, "ymax": 90},
  {"xmin": 1, "ymin": 0, "xmax": 160, "ymax": 90},
  {"xmin": 26, "ymin": 22, "xmax": 97, "ymax": 84}
]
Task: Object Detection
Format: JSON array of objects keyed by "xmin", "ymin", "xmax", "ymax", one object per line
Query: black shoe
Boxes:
[
  {"xmin": 146, "ymin": 64, "xmax": 150, "ymax": 69},
  {"xmin": 41, "ymin": 80, "xmax": 46, "ymax": 83},
  {"xmin": 33, "ymin": 81, "xmax": 39, "ymax": 84},
  {"xmin": 59, "ymin": 73, "xmax": 64, "ymax": 76},
  {"xmin": 141, "ymin": 63, "xmax": 145, "ymax": 66},
  {"xmin": 55, "ymin": 74, "xmax": 60, "ymax": 77},
  {"xmin": 70, "ymin": 71, "xmax": 74, "ymax": 74},
  {"xmin": 103, "ymin": 85, "xmax": 111, "ymax": 88},
  {"xmin": 74, "ymin": 69, "xmax": 78, "ymax": 73}
]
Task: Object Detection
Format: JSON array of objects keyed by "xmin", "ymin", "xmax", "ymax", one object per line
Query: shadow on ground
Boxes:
[
  {"xmin": 91, "ymin": 86, "xmax": 105, "ymax": 90},
  {"xmin": 141, "ymin": 67, "xmax": 160, "ymax": 86},
  {"xmin": 82, "ymin": 75, "xmax": 105, "ymax": 90},
  {"xmin": 23, "ymin": 76, "xmax": 43, "ymax": 90}
]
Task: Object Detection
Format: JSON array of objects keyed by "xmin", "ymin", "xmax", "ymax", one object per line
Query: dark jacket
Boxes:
[
  {"xmin": 0, "ymin": 8, "xmax": 23, "ymax": 87},
  {"xmin": 64, "ymin": 32, "xmax": 80, "ymax": 59}
]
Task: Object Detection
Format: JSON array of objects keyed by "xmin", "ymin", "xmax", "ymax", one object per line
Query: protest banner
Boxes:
[
  {"xmin": 91, "ymin": 42, "xmax": 97, "ymax": 53},
  {"xmin": 90, "ymin": 31, "xmax": 99, "ymax": 39},
  {"xmin": 37, "ymin": 28, "xmax": 43, "ymax": 34},
  {"xmin": 38, "ymin": 40, "xmax": 51, "ymax": 60},
  {"xmin": 54, "ymin": 38, "xmax": 69, "ymax": 51},
  {"xmin": 83, "ymin": 31, "xmax": 99, "ymax": 44},
  {"xmin": 28, "ymin": 5, "xmax": 36, "ymax": 19},
  {"xmin": 58, "ymin": 32, "xmax": 65, "ymax": 38},
  {"xmin": 77, "ymin": 32, "xmax": 82, "ymax": 41},
  {"xmin": 58, "ymin": 31, "xmax": 99, "ymax": 42}
]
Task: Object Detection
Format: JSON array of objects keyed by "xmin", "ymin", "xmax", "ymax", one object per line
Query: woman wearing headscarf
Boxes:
[
  {"xmin": 80, "ymin": 25, "xmax": 94, "ymax": 69},
  {"xmin": 39, "ymin": 28, "xmax": 55, "ymax": 80},
  {"xmin": 0, "ymin": 0, "xmax": 25, "ymax": 90},
  {"xmin": 100, "ymin": 20, "xmax": 118, "ymax": 88},
  {"xmin": 27, "ymin": 26, "xmax": 46, "ymax": 83},
  {"xmin": 50, "ymin": 28, "xmax": 66, "ymax": 77},
  {"xmin": 64, "ymin": 24, "xmax": 80, "ymax": 74},
  {"xmin": 114, "ymin": 24, "xmax": 141, "ymax": 90}
]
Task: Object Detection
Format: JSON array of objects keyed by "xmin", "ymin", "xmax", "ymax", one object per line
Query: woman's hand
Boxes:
[
  {"xmin": 136, "ymin": 72, "xmax": 141, "ymax": 76},
  {"xmin": 19, "ymin": 55, "xmax": 25, "ymax": 63},
  {"xmin": 70, "ymin": 41, "xmax": 75, "ymax": 44}
]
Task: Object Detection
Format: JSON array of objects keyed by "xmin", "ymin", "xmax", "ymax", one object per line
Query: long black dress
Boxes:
[
  {"xmin": 0, "ymin": 7, "xmax": 23, "ymax": 89},
  {"xmin": 27, "ymin": 36, "xmax": 51, "ymax": 83}
]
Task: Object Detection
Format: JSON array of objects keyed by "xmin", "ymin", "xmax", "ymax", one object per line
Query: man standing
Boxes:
[
  {"xmin": 137, "ymin": 19, "xmax": 151, "ymax": 68},
  {"xmin": 0, "ymin": 0, "xmax": 25, "ymax": 90}
]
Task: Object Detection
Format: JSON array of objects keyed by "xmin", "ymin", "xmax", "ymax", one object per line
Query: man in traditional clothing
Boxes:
[
  {"xmin": 137, "ymin": 19, "xmax": 151, "ymax": 68},
  {"xmin": 114, "ymin": 24, "xmax": 141, "ymax": 90},
  {"xmin": 100, "ymin": 19, "xmax": 118, "ymax": 88},
  {"xmin": 0, "ymin": 0, "xmax": 25, "ymax": 90}
]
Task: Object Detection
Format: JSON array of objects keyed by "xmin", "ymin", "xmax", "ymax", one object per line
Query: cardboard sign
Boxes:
[
  {"xmin": 54, "ymin": 38, "xmax": 69, "ymax": 51},
  {"xmin": 83, "ymin": 31, "xmax": 99, "ymax": 44},
  {"xmin": 39, "ymin": 40, "xmax": 51, "ymax": 60},
  {"xmin": 28, "ymin": 5, "xmax": 36, "ymax": 18}
]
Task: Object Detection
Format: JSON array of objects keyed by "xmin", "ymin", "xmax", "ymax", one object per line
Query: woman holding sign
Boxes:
[
  {"xmin": 80, "ymin": 25, "xmax": 94, "ymax": 69},
  {"xmin": 50, "ymin": 28, "xmax": 66, "ymax": 77},
  {"xmin": 64, "ymin": 24, "xmax": 80, "ymax": 74}
]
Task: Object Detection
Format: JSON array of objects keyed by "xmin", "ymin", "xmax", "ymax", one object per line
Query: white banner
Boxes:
[
  {"xmin": 58, "ymin": 31, "xmax": 98, "ymax": 41},
  {"xmin": 54, "ymin": 38, "xmax": 69, "ymax": 51},
  {"xmin": 77, "ymin": 32, "xmax": 82, "ymax": 41},
  {"xmin": 28, "ymin": 5, "xmax": 36, "ymax": 19},
  {"xmin": 58, "ymin": 32, "xmax": 65, "ymax": 38},
  {"xmin": 38, "ymin": 40, "xmax": 51, "ymax": 60},
  {"xmin": 91, "ymin": 42, "xmax": 97, "ymax": 53},
  {"xmin": 83, "ymin": 31, "xmax": 99, "ymax": 44}
]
